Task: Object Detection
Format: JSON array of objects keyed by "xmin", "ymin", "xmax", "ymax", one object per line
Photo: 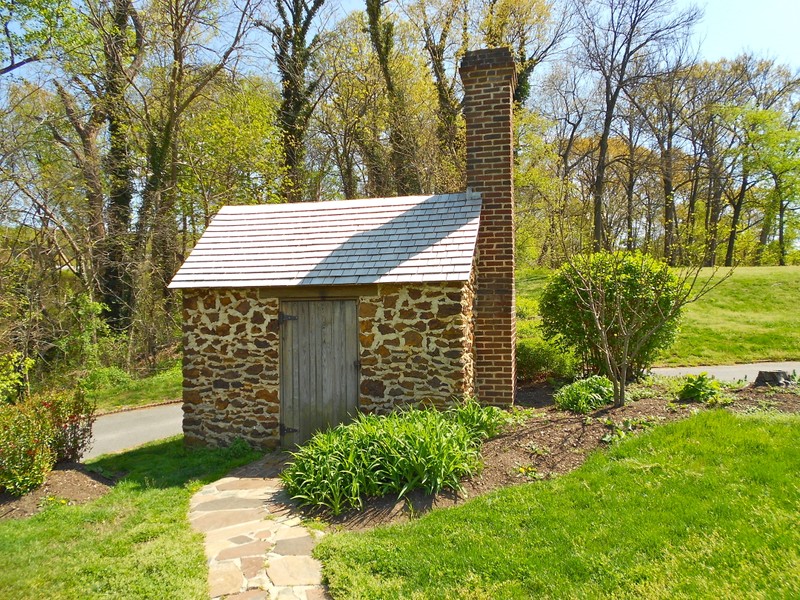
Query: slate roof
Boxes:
[{"xmin": 168, "ymin": 193, "xmax": 481, "ymax": 289}]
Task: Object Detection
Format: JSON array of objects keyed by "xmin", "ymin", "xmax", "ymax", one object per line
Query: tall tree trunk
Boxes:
[{"xmin": 724, "ymin": 170, "xmax": 748, "ymax": 267}]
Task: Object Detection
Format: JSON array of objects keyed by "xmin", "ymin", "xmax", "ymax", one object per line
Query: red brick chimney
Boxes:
[{"xmin": 459, "ymin": 48, "xmax": 517, "ymax": 406}]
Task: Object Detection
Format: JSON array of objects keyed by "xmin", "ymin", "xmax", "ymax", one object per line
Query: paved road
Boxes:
[
  {"xmin": 652, "ymin": 361, "xmax": 800, "ymax": 382},
  {"xmin": 85, "ymin": 402, "xmax": 183, "ymax": 460}
]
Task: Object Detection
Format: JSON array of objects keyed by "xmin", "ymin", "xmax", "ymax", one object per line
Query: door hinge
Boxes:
[
  {"xmin": 354, "ymin": 359, "xmax": 361, "ymax": 370},
  {"xmin": 280, "ymin": 423, "xmax": 299, "ymax": 436},
  {"xmin": 278, "ymin": 312, "xmax": 298, "ymax": 325}
]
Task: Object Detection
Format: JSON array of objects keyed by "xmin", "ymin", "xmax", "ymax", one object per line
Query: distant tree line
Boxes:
[{"xmin": 0, "ymin": 0, "xmax": 797, "ymax": 384}]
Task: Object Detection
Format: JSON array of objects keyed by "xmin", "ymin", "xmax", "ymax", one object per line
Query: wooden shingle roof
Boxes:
[{"xmin": 168, "ymin": 193, "xmax": 481, "ymax": 289}]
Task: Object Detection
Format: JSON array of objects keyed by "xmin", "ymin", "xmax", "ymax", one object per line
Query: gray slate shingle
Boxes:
[{"xmin": 168, "ymin": 193, "xmax": 481, "ymax": 289}]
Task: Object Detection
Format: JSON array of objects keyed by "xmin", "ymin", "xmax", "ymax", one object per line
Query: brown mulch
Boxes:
[
  {"xmin": 320, "ymin": 383, "xmax": 800, "ymax": 531},
  {"xmin": 0, "ymin": 462, "xmax": 113, "ymax": 521}
]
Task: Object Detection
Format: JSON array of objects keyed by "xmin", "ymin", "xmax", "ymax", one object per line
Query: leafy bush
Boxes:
[
  {"xmin": 0, "ymin": 389, "xmax": 96, "ymax": 495},
  {"xmin": 282, "ymin": 402, "xmax": 501, "ymax": 515},
  {"xmin": 678, "ymin": 373, "xmax": 722, "ymax": 404},
  {"xmin": 539, "ymin": 251, "xmax": 684, "ymax": 381},
  {"xmin": 554, "ymin": 376, "xmax": 614, "ymax": 414},
  {"xmin": 0, "ymin": 404, "xmax": 55, "ymax": 495},
  {"xmin": 517, "ymin": 337, "xmax": 578, "ymax": 382},
  {"xmin": 0, "ymin": 351, "xmax": 34, "ymax": 404},
  {"xmin": 80, "ymin": 366, "xmax": 133, "ymax": 391}
]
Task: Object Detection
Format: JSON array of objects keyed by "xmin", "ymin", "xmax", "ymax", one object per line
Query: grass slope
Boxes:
[
  {"xmin": 87, "ymin": 366, "xmax": 182, "ymax": 413},
  {"xmin": 317, "ymin": 410, "xmax": 800, "ymax": 599},
  {"xmin": 0, "ymin": 437, "xmax": 260, "ymax": 599},
  {"xmin": 517, "ymin": 266, "xmax": 800, "ymax": 367}
]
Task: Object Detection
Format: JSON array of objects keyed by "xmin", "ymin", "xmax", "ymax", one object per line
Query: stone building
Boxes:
[{"xmin": 169, "ymin": 48, "xmax": 517, "ymax": 448}]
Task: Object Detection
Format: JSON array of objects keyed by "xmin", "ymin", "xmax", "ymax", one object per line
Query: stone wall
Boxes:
[
  {"xmin": 358, "ymin": 281, "xmax": 475, "ymax": 412},
  {"xmin": 182, "ymin": 279, "xmax": 476, "ymax": 448},
  {"xmin": 182, "ymin": 288, "xmax": 281, "ymax": 449}
]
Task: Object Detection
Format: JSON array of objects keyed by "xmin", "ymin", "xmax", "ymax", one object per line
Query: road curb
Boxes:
[{"xmin": 97, "ymin": 399, "xmax": 182, "ymax": 417}]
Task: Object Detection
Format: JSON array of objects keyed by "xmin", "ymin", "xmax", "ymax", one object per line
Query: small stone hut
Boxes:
[{"xmin": 169, "ymin": 48, "xmax": 517, "ymax": 448}]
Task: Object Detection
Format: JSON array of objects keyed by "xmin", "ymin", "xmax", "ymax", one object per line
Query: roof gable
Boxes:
[{"xmin": 168, "ymin": 193, "xmax": 481, "ymax": 289}]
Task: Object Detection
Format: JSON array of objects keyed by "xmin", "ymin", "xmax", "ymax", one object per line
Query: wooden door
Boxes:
[{"xmin": 279, "ymin": 300, "xmax": 359, "ymax": 446}]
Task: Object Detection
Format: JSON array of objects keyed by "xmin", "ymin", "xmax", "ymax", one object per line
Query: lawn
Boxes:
[
  {"xmin": 316, "ymin": 410, "xmax": 800, "ymax": 599},
  {"xmin": 0, "ymin": 436, "xmax": 260, "ymax": 599},
  {"xmin": 86, "ymin": 365, "xmax": 182, "ymax": 413},
  {"xmin": 517, "ymin": 265, "xmax": 800, "ymax": 367}
]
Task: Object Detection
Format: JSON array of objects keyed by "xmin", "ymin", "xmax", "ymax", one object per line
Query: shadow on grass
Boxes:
[{"xmin": 84, "ymin": 435, "xmax": 261, "ymax": 491}]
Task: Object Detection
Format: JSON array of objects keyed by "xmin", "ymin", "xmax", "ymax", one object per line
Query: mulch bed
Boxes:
[
  {"xmin": 0, "ymin": 462, "xmax": 114, "ymax": 521},
  {"xmin": 2, "ymin": 383, "xmax": 797, "ymax": 526}
]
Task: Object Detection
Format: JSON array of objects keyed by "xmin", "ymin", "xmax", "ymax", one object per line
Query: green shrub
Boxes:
[
  {"xmin": 554, "ymin": 376, "xmax": 614, "ymax": 414},
  {"xmin": 678, "ymin": 373, "xmax": 722, "ymax": 404},
  {"xmin": 80, "ymin": 366, "xmax": 132, "ymax": 391},
  {"xmin": 0, "ymin": 389, "xmax": 96, "ymax": 495},
  {"xmin": 282, "ymin": 403, "xmax": 501, "ymax": 515},
  {"xmin": 37, "ymin": 389, "xmax": 96, "ymax": 462},
  {"xmin": 517, "ymin": 337, "xmax": 578, "ymax": 382},
  {"xmin": 539, "ymin": 251, "xmax": 684, "ymax": 380},
  {"xmin": 447, "ymin": 397, "xmax": 507, "ymax": 440},
  {"xmin": 0, "ymin": 351, "xmax": 34, "ymax": 404},
  {"xmin": 0, "ymin": 404, "xmax": 55, "ymax": 495}
]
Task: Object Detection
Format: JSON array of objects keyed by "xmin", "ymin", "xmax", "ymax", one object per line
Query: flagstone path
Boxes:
[{"xmin": 189, "ymin": 454, "xmax": 329, "ymax": 600}]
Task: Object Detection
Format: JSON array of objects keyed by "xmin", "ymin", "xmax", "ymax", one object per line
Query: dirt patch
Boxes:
[
  {"xmin": 0, "ymin": 463, "xmax": 113, "ymax": 521},
  {"xmin": 316, "ymin": 383, "xmax": 800, "ymax": 531}
]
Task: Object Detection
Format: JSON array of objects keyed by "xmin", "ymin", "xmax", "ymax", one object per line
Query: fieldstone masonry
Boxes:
[
  {"xmin": 183, "ymin": 288, "xmax": 281, "ymax": 449},
  {"xmin": 182, "ymin": 279, "xmax": 476, "ymax": 448},
  {"xmin": 358, "ymin": 281, "xmax": 475, "ymax": 412}
]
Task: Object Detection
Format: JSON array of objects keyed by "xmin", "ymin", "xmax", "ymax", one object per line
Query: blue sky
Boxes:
[{"xmin": 686, "ymin": 0, "xmax": 800, "ymax": 66}]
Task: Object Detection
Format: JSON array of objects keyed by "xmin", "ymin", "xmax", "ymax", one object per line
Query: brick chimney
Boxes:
[{"xmin": 459, "ymin": 48, "xmax": 517, "ymax": 406}]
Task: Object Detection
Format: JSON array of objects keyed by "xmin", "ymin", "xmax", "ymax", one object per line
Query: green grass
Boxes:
[
  {"xmin": 517, "ymin": 266, "xmax": 800, "ymax": 367},
  {"xmin": 86, "ymin": 365, "xmax": 182, "ymax": 413},
  {"xmin": 0, "ymin": 436, "xmax": 261, "ymax": 599},
  {"xmin": 316, "ymin": 410, "xmax": 800, "ymax": 599}
]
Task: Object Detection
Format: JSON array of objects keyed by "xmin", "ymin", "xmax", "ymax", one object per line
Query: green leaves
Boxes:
[
  {"xmin": 553, "ymin": 376, "xmax": 614, "ymax": 414},
  {"xmin": 281, "ymin": 400, "xmax": 504, "ymax": 515}
]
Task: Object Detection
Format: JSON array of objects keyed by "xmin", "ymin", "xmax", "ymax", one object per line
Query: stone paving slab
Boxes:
[{"xmin": 189, "ymin": 452, "xmax": 330, "ymax": 600}]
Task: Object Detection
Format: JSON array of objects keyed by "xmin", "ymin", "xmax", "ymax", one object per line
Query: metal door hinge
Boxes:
[
  {"xmin": 278, "ymin": 312, "xmax": 298, "ymax": 325},
  {"xmin": 353, "ymin": 359, "xmax": 361, "ymax": 369},
  {"xmin": 280, "ymin": 423, "xmax": 299, "ymax": 436}
]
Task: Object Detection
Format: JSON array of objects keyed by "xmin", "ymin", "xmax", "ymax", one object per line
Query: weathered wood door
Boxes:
[{"xmin": 279, "ymin": 300, "xmax": 359, "ymax": 446}]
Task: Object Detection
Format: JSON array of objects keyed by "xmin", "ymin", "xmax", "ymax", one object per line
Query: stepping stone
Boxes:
[
  {"xmin": 192, "ymin": 509, "xmax": 267, "ymax": 533},
  {"xmin": 226, "ymin": 591, "xmax": 267, "ymax": 600},
  {"xmin": 217, "ymin": 478, "xmax": 280, "ymax": 491},
  {"xmin": 274, "ymin": 527, "xmax": 309, "ymax": 542},
  {"xmin": 216, "ymin": 540, "xmax": 272, "ymax": 561},
  {"xmin": 208, "ymin": 561, "xmax": 243, "ymax": 598},
  {"xmin": 241, "ymin": 555, "xmax": 266, "ymax": 578},
  {"xmin": 192, "ymin": 497, "xmax": 265, "ymax": 511},
  {"xmin": 272, "ymin": 534, "xmax": 316, "ymax": 556},
  {"xmin": 305, "ymin": 588, "xmax": 331, "ymax": 600},
  {"xmin": 266, "ymin": 556, "xmax": 323, "ymax": 586}
]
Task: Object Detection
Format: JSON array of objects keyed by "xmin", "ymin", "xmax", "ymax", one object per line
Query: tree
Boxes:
[
  {"xmin": 540, "ymin": 250, "xmax": 725, "ymax": 405},
  {"xmin": 260, "ymin": 0, "xmax": 328, "ymax": 203},
  {"xmin": 573, "ymin": 0, "xmax": 699, "ymax": 250}
]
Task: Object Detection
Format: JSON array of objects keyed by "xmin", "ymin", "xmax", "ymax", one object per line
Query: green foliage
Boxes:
[
  {"xmin": 0, "ymin": 389, "xmax": 96, "ymax": 495},
  {"xmin": 84, "ymin": 364, "xmax": 181, "ymax": 412},
  {"xmin": 540, "ymin": 251, "xmax": 684, "ymax": 379},
  {"xmin": 0, "ymin": 351, "xmax": 34, "ymax": 404},
  {"xmin": 282, "ymin": 402, "xmax": 502, "ymax": 515},
  {"xmin": 80, "ymin": 366, "xmax": 133, "ymax": 391},
  {"xmin": 678, "ymin": 373, "xmax": 723, "ymax": 404},
  {"xmin": 316, "ymin": 411, "xmax": 800, "ymax": 598},
  {"xmin": 0, "ymin": 402, "xmax": 55, "ymax": 495},
  {"xmin": 517, "ymin": 337, "xmax": 578, "ymax": 382},
  {"xmin": 553, "ymin": 376, "xmax": 614, "ymax": 414}
]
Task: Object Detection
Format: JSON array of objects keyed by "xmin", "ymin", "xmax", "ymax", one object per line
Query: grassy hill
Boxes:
[{"xmin": 517, "ymin": 265, "xmax": 800, "ymax": 367}]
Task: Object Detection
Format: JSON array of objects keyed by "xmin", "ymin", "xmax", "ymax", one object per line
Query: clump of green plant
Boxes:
[
  {"xmin": 0, "ymin": 351, "xmax": 34, "ymax": 404},
  {"xmin": 80, "ymin": 366, "xmax": 133, "ymax": 391},
  {"xmin": 677, "ymin": 373, "xmax": 722, "ymax": 404},
  {"xmin": 540, "ymin": 251, "xmax": 688, "ymax": 405},
  {"xmin": 517, "ymin": 337, "xmax": 578, "ymax": 382},
  {"xmin": 0, "ymin": 389, "xmax": 96, "ymax": 495},
  {"xmin": 553, "ymin": 376, "xmax": 614, "ymax": 414},
  {"xmin": 281, "ymin": 401, "xmax": 501, "ymax": 515},
  {"xmin": 601, "ymin": 416, "xmax": 658, "ymax": 443}
]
